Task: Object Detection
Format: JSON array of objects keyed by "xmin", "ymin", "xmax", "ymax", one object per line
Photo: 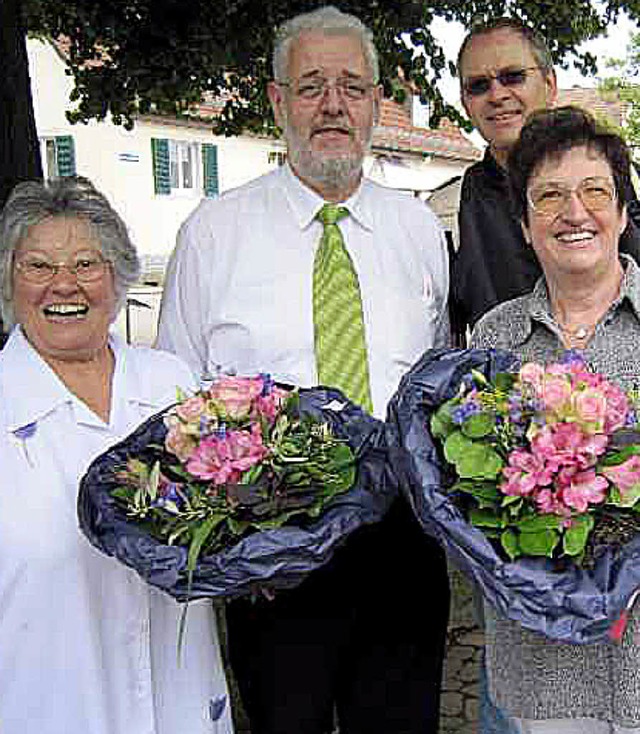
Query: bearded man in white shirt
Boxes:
[{"xmin": 157, "ymin": 6, "xmax": 450, "ymax": 733}]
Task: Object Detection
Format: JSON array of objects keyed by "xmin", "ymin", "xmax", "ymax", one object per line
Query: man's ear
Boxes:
[
  {"xmin": 372, "ymin": 84, "xmax": 383, "ymax": 125},
  {"xmin": 268, "ymin": 81, "xmax": 286, "ymax": 129},
  {"xmin": 545, "ymin": 68, "xmax": 558, "ymax": 108}
]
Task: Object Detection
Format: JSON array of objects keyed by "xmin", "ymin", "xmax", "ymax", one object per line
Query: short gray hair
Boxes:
[
  {"xmin": 273, "ymin": 5, "xmax": 379, "ymax": 83},
  {"xmin": 0, "ymin": 176, "xmax": 140, "ymax": 327}
]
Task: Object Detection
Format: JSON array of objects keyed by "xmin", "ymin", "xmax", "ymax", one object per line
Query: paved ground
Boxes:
[
  {"xmin": 440, "ymin": 568, "xmax": 484, "ymax": 734},
  {"xmin": 226, "ymin": 566, "xmax": 487, "ymax": 733}
]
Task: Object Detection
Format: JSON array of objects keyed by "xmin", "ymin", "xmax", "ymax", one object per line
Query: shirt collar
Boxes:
[
  {"xmin": 511, "ymin": 254, "xmax": 640, "ymax": 346},
  {"xmin": 0, "ymin": 326, "xmax": 156, "ymax": 433},
  {"xmin": 280, "ymin": 162, "xmax": 374, "ymax": 233}
]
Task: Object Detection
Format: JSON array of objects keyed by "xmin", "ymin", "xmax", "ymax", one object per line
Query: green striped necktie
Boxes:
[{"xmin": 313, "ymin": 203, "xmax": 373, "ymax": 413}]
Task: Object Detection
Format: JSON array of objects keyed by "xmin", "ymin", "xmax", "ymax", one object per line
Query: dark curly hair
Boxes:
[{"xmin": 507, "ymin": 106, "xmax": 631, "ymax": 225}]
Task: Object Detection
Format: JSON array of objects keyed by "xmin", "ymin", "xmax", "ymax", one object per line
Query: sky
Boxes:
[{"xmin": 430, "ymin": 11, "xmax": 639, "ymax": 108}]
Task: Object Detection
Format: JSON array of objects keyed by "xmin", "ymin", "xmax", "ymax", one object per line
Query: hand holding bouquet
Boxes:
[{"xmin": 79, "ymin": 378, "xmax": 392, "ymax": 601}]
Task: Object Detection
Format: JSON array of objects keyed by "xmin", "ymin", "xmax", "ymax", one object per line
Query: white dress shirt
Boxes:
[
  {"xmin": 156, "ymin": 164, "xmax": 449, "ymax": 419},
  {"xmin": 0, "ymin": 327, "xmax": 233, "ymax": 734}
]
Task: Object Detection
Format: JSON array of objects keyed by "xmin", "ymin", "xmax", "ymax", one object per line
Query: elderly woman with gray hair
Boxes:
[{"xmin": 0, "ymin": 176, "xmax": 233, "ymax": 734}]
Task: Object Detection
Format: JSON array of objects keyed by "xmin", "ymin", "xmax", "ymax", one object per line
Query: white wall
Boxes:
[{"xmin": 27, "ymin": 39, "xmax": 286, "ymax": 265}]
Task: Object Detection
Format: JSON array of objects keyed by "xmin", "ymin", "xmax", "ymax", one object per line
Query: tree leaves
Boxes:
[{"xmin": 21, "ymin": 0, "xmax": 629, "ymax": 134}]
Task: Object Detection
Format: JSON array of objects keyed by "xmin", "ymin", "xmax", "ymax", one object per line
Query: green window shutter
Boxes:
[
  {"xmin": 202, "ymin": 143, "xmax": 219, "ymax": 198},
  {"xmin": 151, "ymin": 138, "xmax": 171, "ymax": 195},
  {"xmin": 55, "ymin": 135, "xmax": 76, "ymax": 177}
]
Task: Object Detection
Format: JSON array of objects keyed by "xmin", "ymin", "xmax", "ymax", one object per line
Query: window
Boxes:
[
  {"xmin": 412, "ymin": 96, "xmax": 430, "ymax": 129},
  {"xmin": 152, "ymin": 138, "xmax": 219, "ymax": 197},
  {"xmin": 41, "ymin": 136, "xmax": 76, "ymax": 178},
  {"xmin": 268, "ymin": 150, "xmax": 287, "ymax": 166}
]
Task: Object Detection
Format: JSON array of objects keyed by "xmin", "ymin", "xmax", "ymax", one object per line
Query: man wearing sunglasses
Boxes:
[{"xmin": 430, "ymin": 18, "xmax": 640, "ymax": 342}]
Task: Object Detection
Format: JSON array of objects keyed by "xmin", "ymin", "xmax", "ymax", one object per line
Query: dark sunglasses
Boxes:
[{"xmin": 462, "ymin": 66, "xmax": 541, "ymax": 97}]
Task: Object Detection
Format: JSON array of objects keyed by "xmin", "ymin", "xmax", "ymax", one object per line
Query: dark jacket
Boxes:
[{"xmin": 450, "ymin": 150, "xmax": 640, "ymax": 339}]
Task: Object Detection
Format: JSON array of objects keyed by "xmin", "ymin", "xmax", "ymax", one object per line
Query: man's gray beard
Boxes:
[
  {"xmin": 289, "ymin": 148, "xmax": 363, "ymax": 192},
  {"xmin": 285, "ymin": 122, "xmax": 370, "ymax": 195}
]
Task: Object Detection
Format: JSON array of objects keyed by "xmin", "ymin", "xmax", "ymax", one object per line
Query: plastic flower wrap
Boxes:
[
  {"xmin": 79, "ymin": 377, "xmax": 393, "ymax": 601},
  {"xmin": 430, "ymin": 351, "xmax": 640, "ymax": 564},
  {"xmin": 386, "ymin": 348, "xmax": 640, "ymax": 644}
]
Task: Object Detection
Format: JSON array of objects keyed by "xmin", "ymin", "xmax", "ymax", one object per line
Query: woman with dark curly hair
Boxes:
[{"xmin": 471, "ymin": 106, "xmax": 640, "ymax": 733}]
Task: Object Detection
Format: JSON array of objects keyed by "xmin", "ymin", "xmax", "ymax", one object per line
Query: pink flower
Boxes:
[
  {"xmin": 174, "ymin": 395, "xmax": 208, "ymax": 423},
  {"xmin": 535, "ymin": 488, "xmax": 570, "ymax": 516},
  {"xmin": 186, "ymin": 425, "xmax": 268, "ymax": 483},
  {"xmin": 519, "ymin": 362, "xmax": 545, "ymax": 392},
  {"xmin": 573, "ymin": 388, "xmax": 607, "ymax": 430},
  {"xmin": 254, "ymin": 386, "xmax": 289, "ymax": 423},
  {"xmin": 603, "ymin": 383, "xmax": 630, "ymax": 433},
  {"xmin": 541, "ymin": 375, "xmax": 572, "ymax": 413},
  {"xmin": 500, "ymin": 449, "xmax": 553, "ymax": 497},
  {"xmin": 208, "ymin": 376, "xmax": 264, "ymax": 420},
  {"xmin": 165, "ymin": 425, "xmax": 198, "ymax": 461},
  {"xmin": 559, "ymin": 469, "xmax": 608, "ymax": 513},
  {"xmin": 602, "ymin": 455, "xmax": 640, "ymax": 501}
]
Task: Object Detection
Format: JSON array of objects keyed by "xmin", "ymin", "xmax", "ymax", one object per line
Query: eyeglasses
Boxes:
[
  {"xmin": 279, "ymin": 76, "xmax": 375, "ymax": 101},
  {"xmin": 14, "ymin": 251, "xmax": 111, "ymax": 285},
  {"xmin": 462, "ymin": 66, "xmax": 541, "ymax": 97},
  {"xmin": 527, "ymin": 177, "xmax": 617, "ymax": 218}
]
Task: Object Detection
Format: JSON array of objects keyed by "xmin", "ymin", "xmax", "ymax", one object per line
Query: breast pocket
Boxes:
[{"xmin": 373, "ymin": 286, "xmax": 436, "ymax": 374}]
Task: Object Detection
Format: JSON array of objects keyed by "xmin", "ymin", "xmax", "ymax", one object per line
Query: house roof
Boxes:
[{"xmin": 557, "ymin": 86, "xmax": 627, "ymax": 128}]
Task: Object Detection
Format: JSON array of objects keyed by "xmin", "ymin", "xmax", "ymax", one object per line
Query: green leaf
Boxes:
[
  {"xmin": 562, "ymin": 514, "xmax": 594, "ymax": 556},
  {"xmin": 501, "ymin": 529, "xmax": 519, "ymax": 560},
  {"xmin": 469, "ymin": 508, "xmax": 504, "ymax": 528},
  {"xmin": 495, "ymin": 373, "xmax": 517, "ymax": 393},
  {"xmin": 430, "ymin": 403, "xmax": 455, "ymax": 439},
  {"xmin": 457, "ymin": 443, "xmax": 503, "ymax": 480},
  {"xmin": 444, "ymin": 430, "xmax": 471, "ymax": 463},
  {"xmin": 186, "ymin": 513, "xmax": 225, "ymax": 573},
  {"xmin": 516, "ymin": 515, "xmax": 562, "ymax": 533},
  {"xmin": 518, "ymin": 528, "xmax": 559, "ymax": 557},
  {"xmin": 609, "ymin": 481, "xmax": 640, "ymax": 508},
  {"xmin": 461, "ymin": 411, "xmax": 495, "ymax": 439}
]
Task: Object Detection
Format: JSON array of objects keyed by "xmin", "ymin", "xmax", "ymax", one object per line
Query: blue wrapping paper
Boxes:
[
  {"xmin": 78, "ymin": 387, "xmax": 395, "ymax": 601},
  {"xmin": 386, "ymin": 347, "xmax": 640, "ymax": 644}
]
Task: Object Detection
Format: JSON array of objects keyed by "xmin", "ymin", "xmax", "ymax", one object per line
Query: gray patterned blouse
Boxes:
[{"xmin": 470, "ymin": 255, "xmax": 640, "ymax": 725}]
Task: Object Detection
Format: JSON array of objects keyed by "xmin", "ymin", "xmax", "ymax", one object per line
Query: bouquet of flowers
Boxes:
[
  {"xmin": 431, "ymin": 352, "xmax": 640, "ymax": 565},
  {"xmin": 386, "ymin": 348, "xmax": 640, "ymax": 644},
  {"xmin": 79, "ymin": 376, "xmax": 393, "ymax": 601}
]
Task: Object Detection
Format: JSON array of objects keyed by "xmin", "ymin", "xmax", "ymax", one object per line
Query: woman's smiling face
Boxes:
[
  {"xmin": 12, "ymin": 215, "xmax": 117, "ymax": 363},
  {"xmin": 522, "ymin": 145, "xmax": 628, "ymax": 281}
]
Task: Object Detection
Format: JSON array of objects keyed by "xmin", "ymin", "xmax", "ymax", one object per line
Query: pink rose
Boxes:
[
  {"xmin": 208, "ymin": 376, "xmax": 264, "ymax": 420},
  {"xmin": 573, "ymin": 388, "xmax": 607, "ymax": 430},
  {"xmin": 519, "ymin": 362, "xmax": 545, "ymax": 392},
  {"xmin": 603, "ymin": 384, "xmax": 630, "ymax": 433},
  {"xmin": 541, "ymin": 375, "xmax": 572, "ymax": 413},
  {"xmin": 175, "ymin": 395, "xmax": 207, "ymax": 423},
  {"xmin": 165, "ymin": 425, "xmax": 198, "ymax": 461},
  {"xmin": 254, "ymin": 386, "xmax": 289, "ymax": 423}
]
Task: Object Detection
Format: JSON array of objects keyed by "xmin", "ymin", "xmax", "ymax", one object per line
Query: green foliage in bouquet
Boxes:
[
  {"xmin": 430, "ymin": 358, "xmax": 640, "ymax": 564},
  {"xmin": 111, "ymin": 376, "xmax": 356, "ymax": 577}
]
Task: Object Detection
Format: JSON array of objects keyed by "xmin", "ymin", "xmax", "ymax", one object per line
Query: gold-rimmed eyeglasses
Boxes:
[
  {"xmin": 278, "ymin": 76, "xmax": 375, "ymax": 102},
  {"xmin": 14, "ymin": 252, "xmax": 111, "ymax": 285},
  {"xmin": 527, "ymin": 177, "xmax": 617, "ymax": 218}
]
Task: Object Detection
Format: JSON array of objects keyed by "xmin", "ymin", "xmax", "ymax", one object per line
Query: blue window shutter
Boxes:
[
  {"xmin": 55, "ymin": 135, "xmax": 76, "ymax": 177},
  {"xmin": 151, "ymin": 138, "xmax": 171, "ymax": 195},
  {"xmin": 202, "ymin": 143, "xmax": 219, "ymax": 198}
]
